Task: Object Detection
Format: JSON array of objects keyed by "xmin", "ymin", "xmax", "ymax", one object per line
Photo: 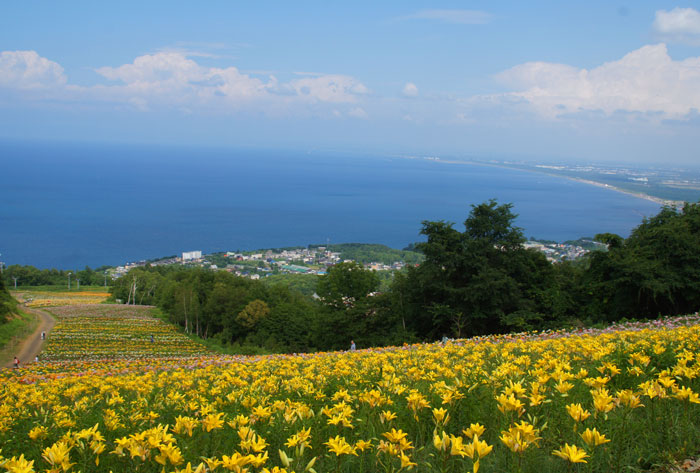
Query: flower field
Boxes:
[
  {"xmin": 20, "ymin": 291, "xmax": 111, "ymax": 308},
  {"xmin": 1, "ymin": 308, "xmax": 700, "ymax": 473},
  {"xmin": 40, "ymin": 305, "xmax": 210, "ymax": 362}
]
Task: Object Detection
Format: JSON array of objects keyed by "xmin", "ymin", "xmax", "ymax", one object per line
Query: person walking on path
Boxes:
[
  {"xmin": 350, "ymin": 340, "xmax": 356, "ymax": 351},
  {"xmin": 3, "ymin": 307, "xmax": 55, "ymax": 369},
  {"xmin": 13, "ymin": 356, "xmax": 19, "ymax": 369}
]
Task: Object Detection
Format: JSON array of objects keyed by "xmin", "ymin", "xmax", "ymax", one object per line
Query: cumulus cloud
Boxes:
[
  {"xmin": 0, "ymin": 50, "xmax": 66, "ymax": 89},
  {"xmin": 97, "ymin": 53, "xmax": 368, "ymax": 108},
  {"xmin": 95, "ymin": 52, "xmax": 275, "ymax": 107},
  {"xmin": 0, "ymin": 50, "xmax": 369, "ymax": 115},
  {"xmin": 402, "ymin": 82, "xmax": 418, "ymax": 97},
  {"xmin": 398, "ymin": 9, "xmax": 491, "ymax": 25},
  {"xmin": 493, "ymin": 44, "xmax": 700, "ymax": 120},
  {"xmin": 288, "ymin": 74, "xmax": 368, "ymax": 103},
  {"xmin": 653, "ymin": 7, "xmax": 700, "ymax": 44},
  {"xmin": 97, "ymin": 52, "xmax": 203, "ymax": 84}
]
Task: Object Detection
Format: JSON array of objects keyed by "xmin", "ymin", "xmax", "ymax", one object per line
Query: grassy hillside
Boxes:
[
  {"xmin": 0, "ymin": 309, "xmax": 699, "ymax": 472},
  {"xmin": 0, "ymin": 278, "xmax": 15, "ymax": 322},
  {"xmin": 0, "ymin": 280, "xmax": 37, "ymax": 361}
]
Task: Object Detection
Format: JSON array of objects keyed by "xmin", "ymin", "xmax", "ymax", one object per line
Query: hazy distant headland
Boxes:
[{"xmin": 409, "ymin": 155, "xmax": 700, "ymax": 206}]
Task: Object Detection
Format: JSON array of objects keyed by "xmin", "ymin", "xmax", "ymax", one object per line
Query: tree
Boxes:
[
  {"xmin": 76, "ymin": 266, "xmax": 97, "ymax": 286},
  {"xmin": 236, "ymin": 299, "xmax": 270, "ymax": 328},
  {"xmin": 582, "ymin": 202, "xmax": 700, "ymax": 321},
  {"xmin": 0, "ymin": 276, "xmax": 14, "ymax": 322},
  {"xmin": 397, "ymin": 200, "xmax": 559, "ymax": 339},
  {"xmin": 316, "ymin": 261, "xmax": 380, "ymax": 308},
  {"xmin": 254, "ymin": 288, "xmax": 320, "ymax": 352},
  {"xmin": 464, "ymin": 199, "xmax": 525, "ymax": 249},
  {"xmin": 312, "ymin": 261, "xmax": 384, "ymax": 350},
  {"xmin": 110, "ymin": 267, "xmax": 162, "ymax": 305}
]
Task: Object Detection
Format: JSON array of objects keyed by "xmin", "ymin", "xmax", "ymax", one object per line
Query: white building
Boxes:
[{"xmin": 182, "ymin": 250, "xmax": 202, "ymax": 261}]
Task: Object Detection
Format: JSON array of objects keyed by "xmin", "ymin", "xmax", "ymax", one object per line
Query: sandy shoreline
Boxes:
[
  {"xmin": 417, "ymin": 157, "xmax": 683, "ymax": 208},
  {"xmin": 564, "ymin": 176, "xmax": 682, "ymax": 207}
]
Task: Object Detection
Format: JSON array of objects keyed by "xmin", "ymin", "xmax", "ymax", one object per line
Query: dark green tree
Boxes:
[
  {"xmin": 396, "ymin": 200, "xmax": 562, "ymax": 339},
  {"xmin": 236, "ymin": 299, "xmax": 270, "ymax": 328},
  {"xmin": 253, "ymin": 285, "xmax": 320, "ymax": 352},
  {"xmin": 583, "ymin": 203, "xmax": 700, "ymax": 321},
  {"xmin": 316, "ymin": 261, "xmax": 380, "ymax": 308},
  {"xmin": 313, "ymin": 261, "xmax": 384, "ymax": 350},
  {"xmin": 0, "ymin": 276, "xmax": 15, "ymax": 322},
  {"xmin": 76, "ymin": 266, "xmax": 97, "ymax": 286}
]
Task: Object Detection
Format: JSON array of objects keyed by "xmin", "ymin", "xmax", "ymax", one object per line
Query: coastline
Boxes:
[
  {"xmin": 419, "ymin": 157, "xmax": 683, "ymax": 208},
  {"xmin": 563, "ymin": 176, "xmax": 681, "ymax": 207}
]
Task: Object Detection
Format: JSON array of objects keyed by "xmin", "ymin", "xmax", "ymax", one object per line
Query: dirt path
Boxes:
[{"xmin": 3, "ymin": 307, "xmax": 55, "ymax": 368}]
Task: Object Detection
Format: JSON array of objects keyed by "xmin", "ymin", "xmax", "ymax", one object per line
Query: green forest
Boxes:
[
  {"xmin": 102, "ymin": 200, "xmax": 700, "ymax": 353},
  {"xmin": 0, "ymin": 278, "xmax": 15, "ymax": 322},
  {"xmin": 0, "ymin": 265, "xmax": 110, "ymax": 288}
]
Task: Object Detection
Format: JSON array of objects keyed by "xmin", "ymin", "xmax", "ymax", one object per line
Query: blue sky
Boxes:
[{"xmin": 2, "ymin": 1, "xmax": 700, "ymax": 164}]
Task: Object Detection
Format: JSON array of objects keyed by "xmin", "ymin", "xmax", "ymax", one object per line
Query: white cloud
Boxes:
[
  {"xmin": 493, "ymin": 44, "xmax": 700, "ymax": 120},
  {"xmin": 653, "ymin": 8, "xmax": 700, "ymax": 44},
  {"xmin": 0, "ymin": 50, "xmax": 66, "ymax": 89},
  {"xmin": 398, "ymin": 9, "xmax": 491, "ymax": 25},
  {"xmin": 348, "ymin": 107, "xmax": 368, "ymax": 118},
  {"xmin": 402, "ymin": 82, "xmax": 418, "ymax": 97},
  {"xmin": 0, "ymin": 50, "xmax": 371, "ymax": 116},
  {"xmin": 95, "ymin": 52, "xmax": 269, "ymax": 104},
  {"xmin": 155, "ymin": 41, "xmax": 244, "ymax": 60},
  {"xmin": 97, "ymin": 52, "xmax": 202, "ymax": 83},
  {"xmin": 288, "ymin": 74, "xmax": 368, "ymax": 103},
  {"xmin": 92, "ymin": 52, "xmax": 368, "ymax": 111}
]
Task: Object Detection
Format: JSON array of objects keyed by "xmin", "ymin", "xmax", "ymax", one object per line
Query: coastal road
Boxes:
[{"xmin": 2, "ymin": 306, "xmax": 55, "ymax": 368}]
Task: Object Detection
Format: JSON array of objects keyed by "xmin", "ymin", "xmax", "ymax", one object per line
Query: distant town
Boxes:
[
  {"xmin": 113, "ymin": 246, "xmax": 408, "ymax": 280},
  {"xmin": 112, "ymin": 238, "xmax": 605, "ymax": 281}
]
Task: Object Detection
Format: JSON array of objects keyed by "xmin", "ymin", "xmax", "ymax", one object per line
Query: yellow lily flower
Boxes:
[{"xmin": 552, "ymin": 443, "xmax": 589, "ymax": 463}]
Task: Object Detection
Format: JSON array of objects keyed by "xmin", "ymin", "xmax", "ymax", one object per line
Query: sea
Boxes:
[{"xmin": 0, "ymin": 141, "xmax": 662, "ymax": 269}]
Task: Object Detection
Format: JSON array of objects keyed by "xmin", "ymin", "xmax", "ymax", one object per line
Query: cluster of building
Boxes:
[
  {"xmin": 226, "ymin": 247, "xmax": 338, "ymax": 266},
  {"xmin": 111, "ymin": 253, "xmax": 193, "ymax": 278},
  {"xmin": 223, "ymin": 247, "xmax": 407, "ymax": 278},
  {"xmin": 111, "ymin": 246, "xmax": 405, "ymax": 280},
  {"xmin": 523, "ymin": 240, "xmax": 600, "ymax": 262},
  {"xmin": 111, "ymin": 239, "xmax": 597, "ymax": 281}
]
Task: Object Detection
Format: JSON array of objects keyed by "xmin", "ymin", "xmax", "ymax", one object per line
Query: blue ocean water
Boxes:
[{"xmin": 1, "ymin": 141, "xmax": 661, "ymax": 269}]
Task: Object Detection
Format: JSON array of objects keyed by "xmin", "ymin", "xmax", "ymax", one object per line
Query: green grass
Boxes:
[
  {"xmin": 0, "ymin": 308, "xmax": 39, "ymax": 361},
  {"xmin": 181, "ymin": 327, "xmax": 272, "ymax": 356},
  {"xmin": 193, "ymin": 335, "xmax": 273, "ymax": 356}
]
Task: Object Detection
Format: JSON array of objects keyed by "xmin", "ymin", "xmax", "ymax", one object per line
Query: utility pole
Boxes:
[
  {"xmin": 12, "ymin": 276, "xmax": 18, "ymax": 289},
  {"xmin": 76, "ymin": 278, "xmax": 80, "ymax": 290},
  {"xmin": 104, "ymin": 272, "xmax": 108, "ymax": 288},
  {"xmin": 68, "ymin": 272, "xmax": 72, "ymax": 290}
]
